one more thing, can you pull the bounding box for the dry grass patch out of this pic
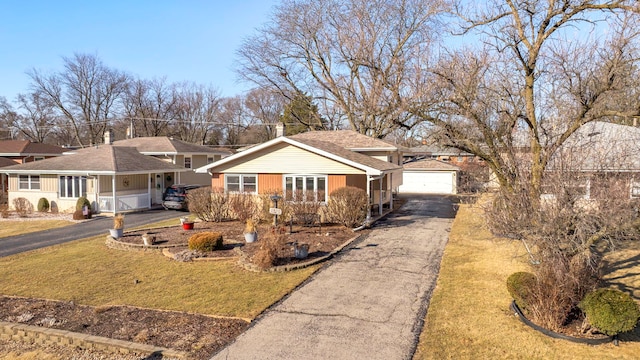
[0,220,74,238]
[414,203,640,360]
[0,235,317,319]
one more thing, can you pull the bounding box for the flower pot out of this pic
[294,243,309,259]
[142,233,155,246]
[244,232,258,243]
[182,222,194,230]
[109,228,123,239]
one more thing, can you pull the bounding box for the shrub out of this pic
[187,187,231,222]
[288,190,323,226]
[229,192,260,223]
[507,272,537,312]
[37,197,50,212]
[113,213,125,229]
[188,232,224,252]
[72,210,85,220]
[326,186,368,227]
[12,197,33,217]
[76,196,90,211]
[0,204,9,218]
[252,228,287,270]
[579,288,640,336]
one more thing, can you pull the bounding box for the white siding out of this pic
[218,143,364,175]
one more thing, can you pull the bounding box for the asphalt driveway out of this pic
[0,209,183,258]
[211,194,457,360]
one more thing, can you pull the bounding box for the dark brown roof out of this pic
[403,159,460,171]
[0,157,17,168]
[113,137,230,155]
[292,138,402,172]
[0,140,66,156]
[290,130,398,151]
[2,146,188,174]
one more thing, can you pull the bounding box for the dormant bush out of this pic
[188,232,224,252]
[229,192,260,223]
[188,187,231,222]
[326,186,367,228]
[12,197,33,217]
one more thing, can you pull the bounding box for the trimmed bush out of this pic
[188,232,224,252]
[72,210,85,220]
[326,186,368,227]
[579,288,640,336]
[37,197,50,212]
[13,197,33,217]
[507,272,537,312]
[76,196,91,211]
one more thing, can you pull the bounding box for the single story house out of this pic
[111,136,230,196]
[195,130,403,219]
[3,145,188,213]
[399,159,460,195]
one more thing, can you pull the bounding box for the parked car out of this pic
[162,184,201,210]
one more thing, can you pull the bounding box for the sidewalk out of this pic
[212,195,456,360]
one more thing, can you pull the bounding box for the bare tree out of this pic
[217,96,249,146]
[122,77,178,137]
[14,92,57,143]
[236,0,446,138]
[28,53,129,147]
[0,97,18,140]
[170,83,221,144]
[244,87,285,141]
[414,1,640,200]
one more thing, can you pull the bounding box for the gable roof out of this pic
[112,137,230,156]
[290,130,398,152]
[403,159,460,171]
[2,146,188,175]
[0,140,66,157]
[196,136,401,176]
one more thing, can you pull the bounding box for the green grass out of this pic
[414,203,640,360]
[0,220,75,238]
[0,235,317,320]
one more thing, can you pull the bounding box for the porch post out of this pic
[112,175,117,213]
[379,177,383,216]
[148,173,152,208]
[366,175,372,221]
[389,173,393,210]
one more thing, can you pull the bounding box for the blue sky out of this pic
[0,0,279,103]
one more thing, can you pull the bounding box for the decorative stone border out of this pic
[105,234,186,252]
[236,233,366,272]
[0,321,187,358]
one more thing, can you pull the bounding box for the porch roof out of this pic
[1,145,188,175]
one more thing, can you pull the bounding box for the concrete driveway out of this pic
[212,194,457,360]
[0,209,183,258]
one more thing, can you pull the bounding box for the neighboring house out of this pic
[111,136,230,202]
[0,140,66,164]
[195,130,403,219]
[399,159,460,195]
[404,144,482,165]
[3,145,188,213]
[542,121,640,201]
[0,140,66,203]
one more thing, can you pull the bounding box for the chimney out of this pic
[276,122,286,137]
[104,129,114,145]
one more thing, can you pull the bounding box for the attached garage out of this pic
[399,159,459,195]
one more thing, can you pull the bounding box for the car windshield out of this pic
[165,187,185,196]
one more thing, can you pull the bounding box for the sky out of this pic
[0,0,280,104]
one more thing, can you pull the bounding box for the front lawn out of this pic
[414,203,640,359]
[0,220,75,238]
[0,235,317,319]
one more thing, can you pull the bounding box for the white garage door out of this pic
[399,171,456,194]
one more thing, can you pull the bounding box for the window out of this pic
[34,157,45,161]
[18,175,40,190]
[631,179,640,198]
[59,176,87,198]
[207,157,214,164]
[184,157,192,169]
[225,174,257,193]
[284,175,327,202]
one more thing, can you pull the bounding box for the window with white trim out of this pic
[184,156,192,169]
[59,176,87,198]
[284,175,327,202]
[19,175,40,190]
[631,179,640,198]
[225,174,257,193]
